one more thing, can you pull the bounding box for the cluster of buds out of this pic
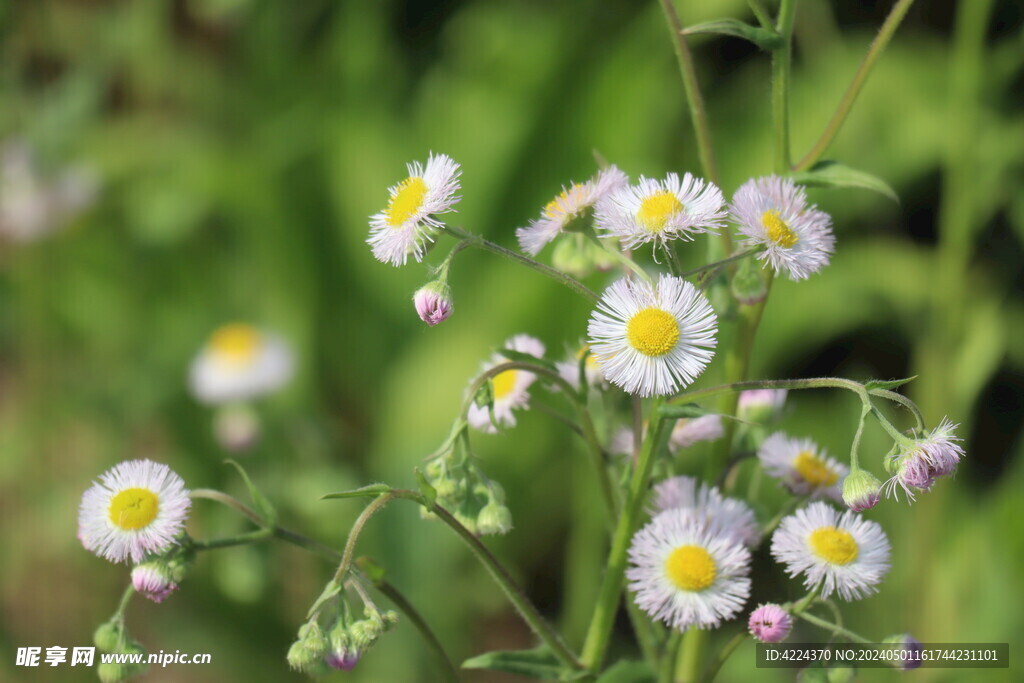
[130,543,195,603]
[883,419,963,501]
[422,449,512,536]
[93,621,147,682]
[287,606,399,675]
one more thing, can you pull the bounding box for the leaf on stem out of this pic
[595,659,655,682]
[321,484,393,500]
[682,19,783,50]
[657,402,712,419]
[223,459,277,527]
[790,161,899,203]
[414,467,438,507]
[864,376,917,391]
[462,647,587,680]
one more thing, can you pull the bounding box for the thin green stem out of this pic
[849,400,872,470]
[678,249,760,280]
[443,225,597,301]
[581,411,672,670]
[869,388,925,431]
[664,244,685,277]
[795,611,872,644]
[671,376,879,407]
[761,495,806,536]
[675,627,706,682]
[793,0,918,171]
[870,405,916,447]
[772,0,799,172]
[585,231,652,282]
[700,631,747,683]
[192,527,273,550]
[659,631,683,683]
[190,488,266,526]
[747,0,774,29]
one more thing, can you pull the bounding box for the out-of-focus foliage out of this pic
[0,0,1020,681]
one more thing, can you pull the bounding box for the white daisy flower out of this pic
[770,501,890,601]
[595,173,726,251]
[588,274,717,397]
[627,508,751,630]
[669,414,725,451]
[758,432,848,501]
[516,165,627,256]
[467,334,546,433]
[730,176,835,280]
[368,153,461,266]
[555,343,606,391]
[189,323,295,405]
[78,460,191,564]
[883,417,964,502]
[651,475,760,548]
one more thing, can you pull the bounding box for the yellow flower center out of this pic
[108,488,160,530]
[638,191,683,233]
[626,308,679,357]
[492,370,518,400]
[762,209,798,247]
[808,526,858,565]
[209,324,262,365]
[793,451,839,487]
[664,545,717,591]
[386,176,427,227]
[544,183,584,220]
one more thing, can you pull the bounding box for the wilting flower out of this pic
[189,323,294,405]
[368,153,461,266]
[467,335,546,433]
[588,274,717,397]
[627,508,751,630]
[758,432,848,501]
[651,475,760,548]
[748,604,792,643]
[730,176,835,280]
[596,173,726,251]
[78,460,191,564]
[413,280,454,326]
[516,165,627,256]
[842,468,883,512]
[771,501,890,601]
[883,418,964,502]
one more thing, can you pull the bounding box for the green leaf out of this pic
[414,467,437,507]
[223,459,277,527]
[321,484,393,500]
[354,556,387,583]
[682,19,783,51]
[597,659,656,683]
[462,647,586,680]
[657,402,712,419]
[864,376,917,391]
[790,161,899,203]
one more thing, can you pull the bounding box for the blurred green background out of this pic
[1,0,1021,681]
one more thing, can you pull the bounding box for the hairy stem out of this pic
[772,0,799,172]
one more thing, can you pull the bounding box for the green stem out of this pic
[793,0,918,171]
[870,405,916,447]
[580,411,672,671]
[761,495,806,536]
[868,388,925,431]
[443,225,597,301]
[678,249,760,280]
[585,231,652,283]
[772,0,798,172]
[675,627,706,682]
[670,376,881,407]
[849,400,872,470]
[659,631,682,683]
[700,630,746,683]
[191,527,273,550]
[795,611,872,644]
[747,0,774,29]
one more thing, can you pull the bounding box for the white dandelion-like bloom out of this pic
[78,460,191,564]
[467,334,546,433]
[588,274,717,397]
[628,508,751,630]
[650,475,760,548]
[555,343,607,391]
[730,176,835,280]
[516,165,627,256]
[883,418,964,502]
[596,173,726,251]
[758,432,848,501]
[189,323,295,405]
[367,153,461,266]
[771,501,890,601]
[669,414,725,451]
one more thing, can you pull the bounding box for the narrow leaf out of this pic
[864,376,917,391]
[415,467,438,507]
[682,19,783,50]
[321,484,392,500]
[462,647,586,680]
[790,161,899,203]
[223,459,277,526]
[597,659,656,683]
[657,402,712,419]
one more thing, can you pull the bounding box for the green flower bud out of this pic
[97,662,130,683]
[827,666,855,683]
[476,502,513,535]
[731,255,770,305]
[842,468,883,512]
[287,622,327,672]
[94,621,122,652]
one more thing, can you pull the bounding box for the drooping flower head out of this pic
[628,508,751,630]
[368,153,461,266]
[758,432,848,501]
[842,468,883,512]
[669,414,725,451]
[189,323,295,405]
[771,501,891,601]
[588,274,717,397]
[651,475,760,548]
[78,460,191,564]
[737,389,787,423]
[131,562,179,603]
[883,418,964,502]
[748,604,793,643]
[596,173,726,251]
[516,165,627,256]
[413,280,454,326]
[730,176,835,280]
[467,335,546,433]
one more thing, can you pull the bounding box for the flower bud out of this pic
[97,662,130,683]
[287,622,328,672]
[882,633,923,670]
[413,280,453,326]
[747,603,792,643]
[476,502,513,535]
[94,621,122,652]
[213,402,261,452]
[131,562,178,603]
[841,468,883,512]
[737,389,787,424]
[731,256,770,305]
